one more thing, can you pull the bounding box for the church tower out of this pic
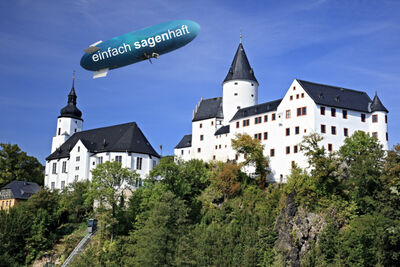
[51,75,83,152]
[222,42,258,124]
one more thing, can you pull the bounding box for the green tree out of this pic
[59,180,93,223]
[90,161,139,241]
[339,131,384,212]
[127,190,189,267]
[231,133,270,189]
[0,143,44,187]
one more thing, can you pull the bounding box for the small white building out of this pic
[45,80,160,190]
[175,42,389,183]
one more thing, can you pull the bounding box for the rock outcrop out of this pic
[274,191,326,266]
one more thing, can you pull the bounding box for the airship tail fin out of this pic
[84,40,103,53]
[93,68,109,79]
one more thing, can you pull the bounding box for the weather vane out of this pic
[240,29,243,43]
[72,70,76,80]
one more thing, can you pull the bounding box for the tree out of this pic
[0,143,44,187]
[127,191,189,267]
[59,180,93,223]
[231,133,270,189]
[90,161,139,241]
[339,131,384,212]
[300,133,341,197]
[212,162,242,199]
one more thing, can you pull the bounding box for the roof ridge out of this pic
[296,79,368,95]
[76,122,137,135]
[238,98,282,111]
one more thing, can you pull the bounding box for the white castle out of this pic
[174,42,389,183]
[44,79,160,190]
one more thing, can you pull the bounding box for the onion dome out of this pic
[59,77,83,120]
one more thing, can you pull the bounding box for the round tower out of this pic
[369,92,388,150]
[222,42,258,124]
[51,75,83,152]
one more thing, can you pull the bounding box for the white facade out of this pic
[174,45,389,183]
[223,79,258,124]
[45,84,160,190]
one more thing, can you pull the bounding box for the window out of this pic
[78,146,80,152]
[98,157,103,164]
[272,113,276,121]
[331,108,336,117]
[386,132,388,141]
[234,82,238,85]
[385,115,387,123]
[93,161,95,165]
[286,146,290,154]
[213,155,216,160]
[51,182,55,190]
[286,110,291,119]
[320,106,325,115]
[321,124,326,134]
[270,149,275,157]
[61,181,65,189]
[286,128,290,136]
[297,107,307,116]
[181,150,184,155]
[361,113,366,122]
[343,109,348,119]
[328,144,333,152]
[255,116,262,124]
[211,121,214,126]
[294,145,298,153]
[295,126,300,135]
[58,128,61,135]
[293,86,296,90]
[76,156,80,162]
[75,166,79,170]
[200,135,204,141]
[372,132,378,138]
[254,133,261,140]
[290,95,293,100]
[344,128,349,137]
[264,115,268,122]
[264,132,268,140]
[215,145,218,149]
[115,156,122,163]
[152,160,157,169]
[136,157,143,170]
[52,163,57,174]
[236,121,240,128]
[296,94,299,99]
[243,119,250,127]
[219,144,221,149]
[331,126,336,135]
[199,123,202,128]
[301,93,304,98]
[74,175,78,181]
[372,114,378,123]
[197,148,201,153]
[62,161,67,173]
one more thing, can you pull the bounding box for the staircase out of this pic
[61,229,97,267]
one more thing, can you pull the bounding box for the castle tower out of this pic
[369,92,389,150]
[222,42,258,124]
[51,75,83,152]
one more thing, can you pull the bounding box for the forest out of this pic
[0,131,399,266]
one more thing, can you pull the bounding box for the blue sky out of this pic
[1,0,399,163]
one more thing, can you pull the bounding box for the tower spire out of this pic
[240,29,242,44]
[59,71,82,120]
[223,42,258,84]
